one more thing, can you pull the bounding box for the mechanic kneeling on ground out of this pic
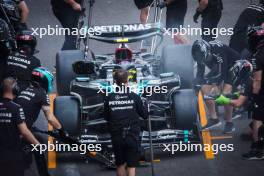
[103,69,149,176]
[192,39,240,133]
[14,67,64,176]
[0,77,40,176]
[5,30,41,91]
[215,26,264,160]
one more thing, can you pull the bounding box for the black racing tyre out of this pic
[54,96,81,136]
[161,44,194,89]
[171,89,198,130]
[56,50,84,95]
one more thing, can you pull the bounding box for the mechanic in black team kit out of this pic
[229,0,264,55]
[192,39,240,133]
[216,26,264,160]
[0,77,39,176]
[50,0,82,50]
[193,0,223,41]
[103,69,148,176]
[0,0,29,32]
[15,67,63,176]
[5,30,41,91]
[0,19,12,84]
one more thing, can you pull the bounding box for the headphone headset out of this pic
[0,77,20,97]
[11,79,19,96]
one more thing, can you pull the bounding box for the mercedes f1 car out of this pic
[54,22,200,167]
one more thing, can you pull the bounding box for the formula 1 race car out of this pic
[54,22,200,167]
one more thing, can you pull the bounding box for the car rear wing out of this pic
[89,23,164,44]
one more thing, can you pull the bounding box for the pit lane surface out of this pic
[26,0,264,176]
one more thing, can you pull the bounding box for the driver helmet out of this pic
[115,45,133,64]
[31,67,54,93]
[16,30,37,55]
[229,60,253,87]
[192,39,212,64]
[247,26,264,52]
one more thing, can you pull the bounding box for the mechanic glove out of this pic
[215,95,231,105]
[233,92,240,98]
[193,10,202,23]
[54,128,69,138]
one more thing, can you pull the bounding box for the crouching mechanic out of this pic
[103,69,149,176]
[5,30,41,91]
[216,26,264,160]
[0,77,39,176]
[192,39,241,133]
[14,67,64,176]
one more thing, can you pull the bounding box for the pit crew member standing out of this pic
[160,0,188,44]
[0,19,12,83]
[15,67,63,176]
[192,39,240,133]
[134,0,153,24]
[193,0,223,41]
[0,0,29,32]
[103,69,148,176]
[5,30,40,91]
[50,0,82,50]
[0,77,39,176]
[229,0,264,54]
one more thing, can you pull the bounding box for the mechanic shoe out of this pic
[223,122,235,134]
[232,110,242,120]
[203,119,222,130]
[242,150,264,160]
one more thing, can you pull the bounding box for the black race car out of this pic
[54,23,200,167]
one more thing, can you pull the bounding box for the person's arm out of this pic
[230,95,247,107]
[15,106,39,144]
[18,1,29,23]
[135,95,149,120]
[39,92,62,129]
[64,0,82,11]
[197,0,209,12]
[18,122,39,145]
[102,95,110,121]
[252,71,262,94]
[215,94,247,107]
[42,106,62,129]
